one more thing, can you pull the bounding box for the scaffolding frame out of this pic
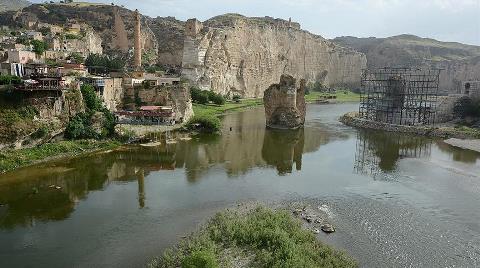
[359,68,441,126]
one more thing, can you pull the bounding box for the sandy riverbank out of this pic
[444,138,480,153]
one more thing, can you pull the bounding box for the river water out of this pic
[1,103,480,268]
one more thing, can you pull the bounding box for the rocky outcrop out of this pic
[264,75,306,129]
[332,35,480,94]
[123,84,193,122]
[182,14,367,98]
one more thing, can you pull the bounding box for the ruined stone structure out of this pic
[112,5,129,53]
[462,80,480,101]
[359,68,441,126]
[182,14,366,98]
[134,9,142,69]
[263,75,306,129]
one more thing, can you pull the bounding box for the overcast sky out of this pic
[31,0,480,45]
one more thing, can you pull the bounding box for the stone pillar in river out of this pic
[263,74,306,129]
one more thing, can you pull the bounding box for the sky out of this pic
[31,0,480,45]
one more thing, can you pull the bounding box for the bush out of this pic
[81,84,102,111]
[232,95,241,103]
[190,87,209,104]
[186,115,221,133]
[209,94,225,105]
[0,75,22,85]
[31,40,48,55]
[181,250,218,268]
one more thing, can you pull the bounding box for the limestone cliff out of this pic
[332,35,480,94]
[182,14,367,98]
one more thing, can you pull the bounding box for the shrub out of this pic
[181,250,218,268]
[0,75,22,85]
[81,84,102,111]
[186,115,221,133]
[151,206,357,268]
[232,95,241,103]
[31,40,48,55]
[190,87,209,104]
[31,126,49,139]
[209,94,225,105]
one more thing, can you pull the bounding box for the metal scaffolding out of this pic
[359,68,441,126]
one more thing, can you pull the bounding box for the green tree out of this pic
[80,84,101,111]
[69,52,84,64]
[30,40,48,56]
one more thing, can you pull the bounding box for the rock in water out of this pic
[321,224,336,233]
[263,75,306,129]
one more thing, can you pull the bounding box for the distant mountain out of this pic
[332,35,480,94]
[0,0,31,12]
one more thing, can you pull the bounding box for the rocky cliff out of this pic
[182,14,367,98]
[332,35,480,94]
[0,0,30,12]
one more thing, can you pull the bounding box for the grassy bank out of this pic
[193,99,263,117]
[305,90,360,103]
[0,140,121,174]
[193,90,360,118]
[150,206,356,268]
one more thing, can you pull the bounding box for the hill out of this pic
[0,0,30,12]
[332,35,480,94]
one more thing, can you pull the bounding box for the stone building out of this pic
[462,80,480,101]
[7,50,38,64]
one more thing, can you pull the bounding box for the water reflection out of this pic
[436,141,480,164]
[262,128,304,175]
[0,108,341,229]
[354,130,432,179]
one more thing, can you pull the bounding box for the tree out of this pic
[30,40,48,56]
[69,52,84,64]
[80,84,101,111]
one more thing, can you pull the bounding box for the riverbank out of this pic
[444,138,480,153]
[193,90,360,118]
[340,112,480,139]
[149,204,356,268]
[305,90,360,103]
[0,139,121,174]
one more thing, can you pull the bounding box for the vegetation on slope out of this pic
[149,206,356,268]
[0,140,120,174]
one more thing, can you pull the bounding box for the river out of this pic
[1,103,479,267]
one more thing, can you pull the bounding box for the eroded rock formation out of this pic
[182,14,367,98]
[264,75,306,129]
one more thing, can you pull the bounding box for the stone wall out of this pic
[123,84,194,122]
[102,78,123,111]
[182,15,367,98]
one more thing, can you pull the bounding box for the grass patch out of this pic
[193,99,263,117]
[305,90,360,103]
[0,140,121,174]
[150,206,356,268]
[185,115,221,133]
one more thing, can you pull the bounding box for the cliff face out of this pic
[182,14,367,98]
[0,0,30,12]
[332,35,480,94]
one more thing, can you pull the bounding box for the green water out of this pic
[0,103,479,267]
